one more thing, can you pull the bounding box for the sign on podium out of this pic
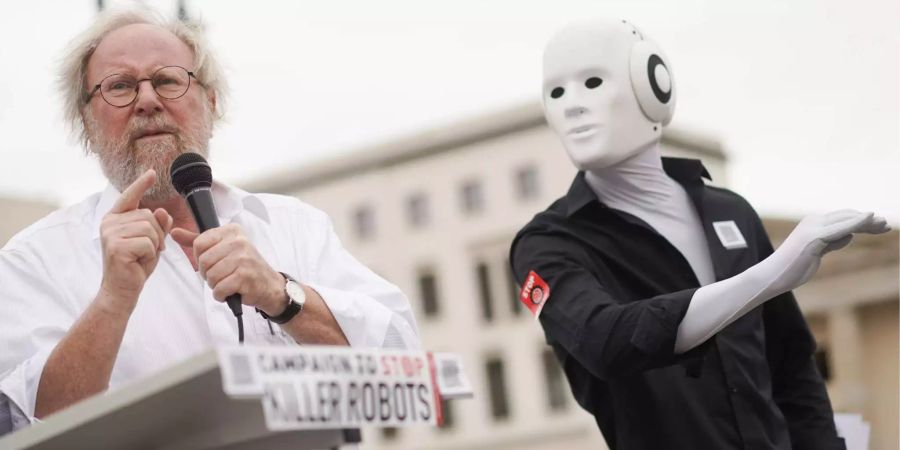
[0,346,472,450]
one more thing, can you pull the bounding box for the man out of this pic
[509,20,888,449]
[0,8,419,432]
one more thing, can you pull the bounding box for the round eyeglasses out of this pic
[87,65,199,107]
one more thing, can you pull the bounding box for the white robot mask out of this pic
[542,20,676,170]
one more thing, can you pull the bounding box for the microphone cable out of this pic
[230,301,244,343]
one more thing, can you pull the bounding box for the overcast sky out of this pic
[0,0,897,223]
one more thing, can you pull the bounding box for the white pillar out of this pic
[826,306,865,412]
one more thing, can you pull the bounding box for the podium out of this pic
[0,350,357,450]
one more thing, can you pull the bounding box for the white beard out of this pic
[85,108,212,202]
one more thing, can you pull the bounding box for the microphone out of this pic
[170,152,244,343]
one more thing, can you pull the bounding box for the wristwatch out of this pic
[257,272,305,324]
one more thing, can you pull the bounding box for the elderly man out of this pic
[0,8,419,432]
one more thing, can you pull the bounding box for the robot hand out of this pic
[762,210,889,297]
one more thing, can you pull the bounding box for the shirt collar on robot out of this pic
[90,181,271,240]
[564,157,712,217]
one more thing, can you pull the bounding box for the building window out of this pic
[438,399,454,430]
[476,261,494,322]
[486,357,510,420]
[418,269,440,318]
[542,348,568,411]
[352,205,375,240]
[407,193,430,227]
[515,165,540,199]
[506,259,521,316]
[460,180,484,214]
[381,427,398,441]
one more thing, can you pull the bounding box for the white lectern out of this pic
[0,351,358,450]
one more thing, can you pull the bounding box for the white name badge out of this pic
[712,221,748,249]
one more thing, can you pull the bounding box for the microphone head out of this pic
[170,152,212,196]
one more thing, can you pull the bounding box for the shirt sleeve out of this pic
[752,213,846,450]
[302,209,420,350]
[510,229,700,380]
[0,248,73,434]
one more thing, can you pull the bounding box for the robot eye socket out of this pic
[585,77,603,89]
[550,87,565,99]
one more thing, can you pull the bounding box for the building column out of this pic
[826,306,865,412]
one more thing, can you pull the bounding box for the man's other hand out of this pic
[98,169,174,315]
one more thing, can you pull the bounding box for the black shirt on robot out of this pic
[509,157,844,450]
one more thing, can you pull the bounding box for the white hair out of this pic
[58,5,228,150]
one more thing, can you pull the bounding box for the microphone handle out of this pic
[185,188,243,318]
[185,187,221,230]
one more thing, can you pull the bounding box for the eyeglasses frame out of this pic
[85,65,201,107]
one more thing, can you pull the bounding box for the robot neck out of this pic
[584,141,683,211]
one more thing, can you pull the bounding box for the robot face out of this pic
[542,21,663,170]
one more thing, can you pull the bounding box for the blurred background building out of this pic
[0,197,57,246]
[244,103,899,450]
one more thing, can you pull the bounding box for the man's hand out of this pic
[98,170,173,315]
[764,209,889,296]
[171,223,286,315]
[172,222,349,346]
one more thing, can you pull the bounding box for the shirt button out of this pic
[730,387,739,394]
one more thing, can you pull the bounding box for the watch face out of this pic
[286,281,306,305]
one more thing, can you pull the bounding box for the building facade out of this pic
[0,197,57,246]
[245,103,898,450]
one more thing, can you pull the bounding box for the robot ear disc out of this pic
[647,55,671,103]
[630,40,676,125]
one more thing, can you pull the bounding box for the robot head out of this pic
[542,19,676,170]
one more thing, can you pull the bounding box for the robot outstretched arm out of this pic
[674,210,890,353]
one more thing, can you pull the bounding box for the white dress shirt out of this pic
[0,182,420,433]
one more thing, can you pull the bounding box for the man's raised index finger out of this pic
[111,170,156,213]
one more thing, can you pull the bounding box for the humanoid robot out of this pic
[510,19,888,450]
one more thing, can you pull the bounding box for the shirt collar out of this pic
[90,181,271,240]
[565,157,712,217]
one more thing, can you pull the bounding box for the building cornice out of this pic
[242,102,725,194]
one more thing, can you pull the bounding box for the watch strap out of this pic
[256,272,304,325]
